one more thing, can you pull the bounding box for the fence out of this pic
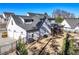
[0,37,27,55]
[0,40,17,55]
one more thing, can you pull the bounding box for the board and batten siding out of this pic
[7,16,26,41]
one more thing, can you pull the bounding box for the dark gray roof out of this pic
[11,12,52,32]
[48,18,55,21]
[11,15,26,30]
[28,12,45,16]
[27,12,50,19]
[3,12,15,15]
[18,15,33,19]
[24,15,45,32]
[17,14,47,31]
[65,18,79,29]
[11,15,45,32]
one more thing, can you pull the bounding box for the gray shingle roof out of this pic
[24,15,45,31]
[11,12,53,32]
[11,15,26,30]
[28,12,45,16]
[11,15,45,32]
[3,12,15,15]
[65,18,79,29]
[27,12,50,19]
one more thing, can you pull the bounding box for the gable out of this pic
[75,26,79,30]
[7,16,16,30]
[61,19,71,28]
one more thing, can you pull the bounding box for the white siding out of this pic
[27,31,39,40]
[39,21,51,36]
[51,20,55,24]
[7,16,26,40]
[43,22,51,34]
[3,14,6,18]
[61,19,71,28]
[61,19,73,31]
[75,26,79,32]
[26,21,51,40]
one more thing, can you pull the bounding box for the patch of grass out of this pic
[68,39,75,55]
[61,37,75,55]
[16,38,28,55]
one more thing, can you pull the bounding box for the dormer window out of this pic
[24,19,33,24]
[24,19,33,22]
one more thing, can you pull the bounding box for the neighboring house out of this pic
[3,12,15,19]
[0,12,15,40]
[0,15,3,23]
[0,12,15,23]
[61,18,79,32]
[0,12,26,41]
[0,12,56,43]
[0,23,7,39]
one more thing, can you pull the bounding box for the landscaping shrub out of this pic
[16,37,28,55]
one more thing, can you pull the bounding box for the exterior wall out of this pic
[61,19,73,32]
[39,21,51,36]
[0,17,2,23]
[27,31,39,41]
[50,20,55,24]
[3,14,6,18]
[0,17,5,23]
[75,26,79,32]
[45,19,55,33]
[26,20,51,41]
[61,19,71,28]
[7,16,26,41]
[63,27,74,32]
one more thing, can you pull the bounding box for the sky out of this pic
[0,3,79,17]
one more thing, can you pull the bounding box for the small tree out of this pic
[55,16,63,23]
[16,37,28,55]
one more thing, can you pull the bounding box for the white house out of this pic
[61,18,79,32]
[7,15,26,41]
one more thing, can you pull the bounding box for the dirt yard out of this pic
[26,32,67,55]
